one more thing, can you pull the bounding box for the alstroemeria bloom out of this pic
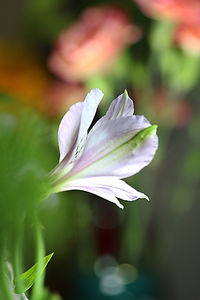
[51,89,158,209]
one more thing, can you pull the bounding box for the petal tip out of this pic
[142,194,149,201]
[90,88,104,98]
[119,203,124,209]
[136,191,149,201]
[124,89,128,98]
[151,124,158,132]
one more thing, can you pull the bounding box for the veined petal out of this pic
[67,124,158,179]
[66,115,152,177]
[53,88,159,210]
[67,185,124,209]
[58,88,103,164]
[58,102,83,163]
[105,90,134,120]
[56,176,148,209]
[77,88,104,145]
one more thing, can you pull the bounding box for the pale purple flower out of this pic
[51,89,158,209]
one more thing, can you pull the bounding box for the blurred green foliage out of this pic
[150,21,200,92]
[0,0,200,299]
[0,105,54,230]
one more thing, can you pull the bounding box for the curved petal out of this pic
[58,177,148,209]
[77,88,104,145]
[68,123,158,179]
[94,126,158,178]
[58,102,83,162]
[105,90,134,120]
[58,88,104,164]
[68,185,124,209]
[67,115,152,177]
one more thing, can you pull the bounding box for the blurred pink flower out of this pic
[48,6,142,82]
[134,0,200,54]
[134,0,200,24]
[174,24,200,55]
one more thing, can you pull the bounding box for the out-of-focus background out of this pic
[1,0,200,299]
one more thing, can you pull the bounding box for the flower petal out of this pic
[69,185,124,209]
[57,176,148,209]
[67,115,152,177]
[58,88,103,164]
[58,102,83,163]
[105,90,134,120]
[68,125,158,182]
[77,88,104,145]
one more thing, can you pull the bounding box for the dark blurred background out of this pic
[1,0,200,299]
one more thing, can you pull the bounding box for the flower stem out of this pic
[14,222,24,281]
[0,242,14,300]
[30,215,45,300]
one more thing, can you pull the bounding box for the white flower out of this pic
[51,89,158,209]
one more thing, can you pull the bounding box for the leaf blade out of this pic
[14,253,54,294]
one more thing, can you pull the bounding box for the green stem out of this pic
[0,239,14,300]
[30,216,45,300]
[14,222,24,281]
[0,270,13,300]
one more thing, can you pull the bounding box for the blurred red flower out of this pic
[174,24,200,56]
[134,0,200,25]
[134,0,200,55]
[48,6,142,82]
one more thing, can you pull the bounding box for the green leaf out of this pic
[14,253,54,294]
